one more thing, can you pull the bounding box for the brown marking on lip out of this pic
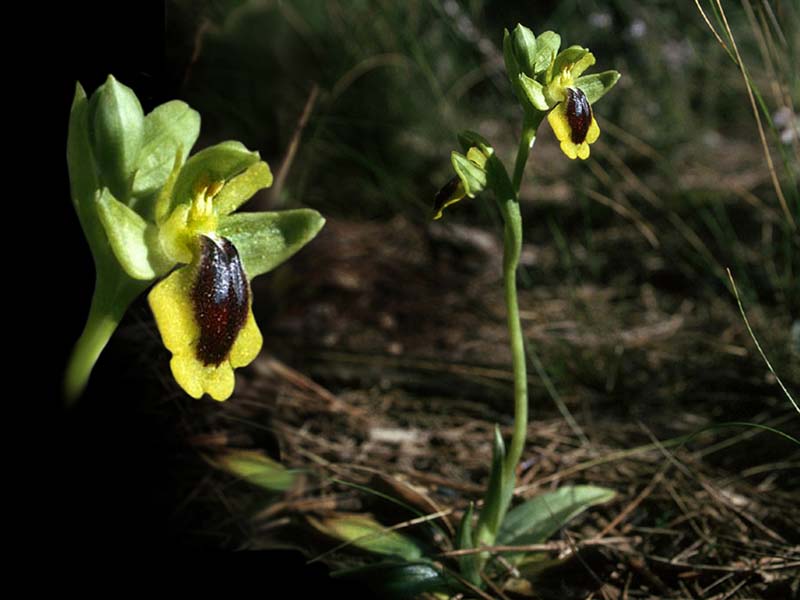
[566,87,592,144]
[434,175,462,214]
[192,236,250,365]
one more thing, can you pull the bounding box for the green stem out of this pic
[496,114,541,524]
[64,275,145,404]
[498,199,528,487]
[511,112,541,193]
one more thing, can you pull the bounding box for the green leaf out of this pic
[132,100,201,208]
[212,450,297,492]
[511,23,537,76]
[217,209,325,278]
[88,75,144,201]
[451,151,487,198]
[518,73,550,111]
[497,485,616,546]
[170,141,261,213]
[214,160,273,216]
[475,426,507,546]
[310,515,423,560]
[332,561,455,599]
[532,31,561,74]
[575,70,621,105]
[96,188,172,280]
[456,502,481,586]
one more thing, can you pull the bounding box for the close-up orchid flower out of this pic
[65,75,324,402]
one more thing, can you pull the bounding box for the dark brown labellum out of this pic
[566,87,592,144]
[192,235,250,366]
[433,175,461,214]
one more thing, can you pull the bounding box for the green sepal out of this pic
[96,188,173,280]
[532,31,561,75]
[497,485,616,564]
[217,209,325,278]
[131,100,200,214]
[456,502,481,586]
[309,514,423,561]
[550,46,595,81]
[170,141,261,213]
[214,160,273,216]
[510,23,537,76]
[518,73,550,111]
[210,449,297,492]
[503,28,521,96]
[451,151,487,198]
[68,83,102,260]
[575,70,621,105]
[87,75,144,201]
[475,425,507,546]
[331,561,456,599]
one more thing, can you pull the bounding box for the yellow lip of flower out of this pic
[148,234,263,401]
[547,87,600,160]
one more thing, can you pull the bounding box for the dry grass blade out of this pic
[711,0,796,229]
[726,268,799,413]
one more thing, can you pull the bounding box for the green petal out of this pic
[551,46,595,80]
[88,75,144,201]
[575,70,621,104]
[452,151,487,198]
[457,130,493,155]
[214,160,273,216]
[533,30,561,74]
[170,141,261,213]
[217,209,325,278]
[518,73,551,110]
[131,100,201,212]
[154,149,184,225]
[96,188,173,280]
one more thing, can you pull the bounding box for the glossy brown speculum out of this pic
[434,175,462,214]
[192,235,250,365]
[566,87,592,144]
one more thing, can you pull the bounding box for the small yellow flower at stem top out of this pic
[548,87,600,160]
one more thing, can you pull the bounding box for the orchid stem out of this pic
[496,114,541,525]
[64,276,145,405]
[512,112,540,192]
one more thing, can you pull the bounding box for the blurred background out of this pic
[59,0,797,595]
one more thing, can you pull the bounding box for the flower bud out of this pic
[88,75,144,200]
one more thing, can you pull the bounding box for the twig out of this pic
[267,84,320,207]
